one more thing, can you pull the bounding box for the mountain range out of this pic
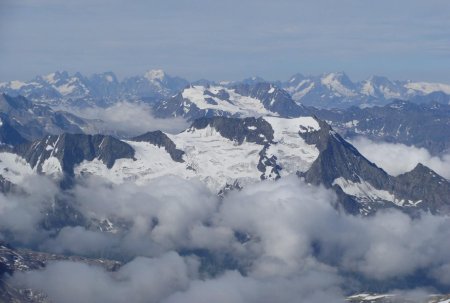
[152,83,450,156]
[0,70,189,107]
[2,70,450,109]
[0,114,448,218]
[282,72,450,108]
[0,72,450,302]
[1,75,449,157]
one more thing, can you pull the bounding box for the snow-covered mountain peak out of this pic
[320,72,357,97]
[360,75,403,99]
[154,82,309,121]
[180,85,274,117]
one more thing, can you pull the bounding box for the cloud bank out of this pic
[3,175,450,302]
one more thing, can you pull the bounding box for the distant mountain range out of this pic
[1,70,450,109]
[0,70,189,107]
[282,72,450,108]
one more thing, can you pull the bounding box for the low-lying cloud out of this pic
[350,137,450,179]
[12,252,194,303]
[3,175,450,302]
[65,101,189,137]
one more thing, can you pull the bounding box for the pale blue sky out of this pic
[1,0,449,82]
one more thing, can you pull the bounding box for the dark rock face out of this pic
[311,100,450,155]
[131,130,185,162]
[257,145,281,180]
[298,122,392,214]
[189,116,274,145]
[393,164,450,214]
[301,124,393,189]
[0,118,28,147]
[14,134,135,176]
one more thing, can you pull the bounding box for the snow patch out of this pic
[263,117,320,175]
[170,126,262,191]
[332,177,410,206]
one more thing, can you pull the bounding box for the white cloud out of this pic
[5,175,450,301]
[40,176,229,258]
[350,137,450,179]
[68,102,189,137]
[11,252,193,303]
[0,175,58,244]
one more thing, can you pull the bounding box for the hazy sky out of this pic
[1,0,449,82]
